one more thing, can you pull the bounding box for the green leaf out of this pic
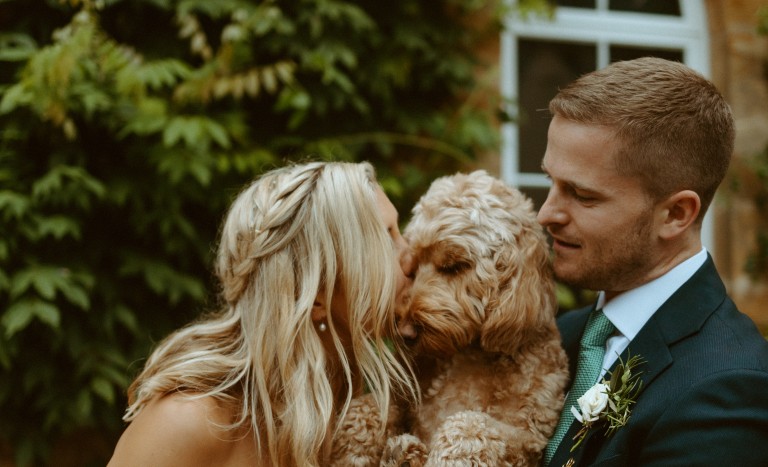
[154,148,214,185]
[11,266,60,300]
[2,301,35,337]
[113,304,139,334]
[90,377,115,404]
[31,165,106,203]
[162,115,200,147]
[33,300,60,328]
[162,115,231,150]
[9,266,91,310]
[60,283,90,310]
[97,364,131,389]
[134,59,192,90]
[0,190,30,220]
[119,255,206,304]
[203,119,231,149]
[33,272,57,300]
[119,97,169,137]
[0,83,34,114]
[2,299,60,337]
[72,83,113,116]
[9,269,33,300]
[31,215,82,241]
[0,33,38,61]
[74,390,93,421]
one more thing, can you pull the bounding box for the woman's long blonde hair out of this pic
[123,161,415,466]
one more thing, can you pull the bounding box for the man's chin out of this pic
[553,266,593,291]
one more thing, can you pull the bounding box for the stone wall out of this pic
[709,0,768,332]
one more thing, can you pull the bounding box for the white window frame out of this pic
[500,0,714,250]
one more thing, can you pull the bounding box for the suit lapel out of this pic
[618,256,724,387]
[610,321,671,401]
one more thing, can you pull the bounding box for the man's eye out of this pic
[571,188,596,203]
[574,193,594,202]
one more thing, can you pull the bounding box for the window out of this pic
[501,0,713,248]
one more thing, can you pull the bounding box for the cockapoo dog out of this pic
[331,170,568,467]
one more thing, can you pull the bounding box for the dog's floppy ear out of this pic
[480,223,557,356]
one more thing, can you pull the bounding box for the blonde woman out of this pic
[108,161,417,466]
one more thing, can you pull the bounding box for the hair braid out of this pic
[217,163,324,304]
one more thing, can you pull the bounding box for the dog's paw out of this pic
[380,434,428,467]
[330,394,385,466]
[426,411,507,466]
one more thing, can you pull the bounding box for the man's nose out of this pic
[537,189,565,227]
[537,194,554,226]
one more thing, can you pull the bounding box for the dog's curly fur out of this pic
[331,170,568,466]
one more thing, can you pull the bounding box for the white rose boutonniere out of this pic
[572,383,610,423]
[569,354,645,452]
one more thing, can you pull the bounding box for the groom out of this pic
[537,57,768,466]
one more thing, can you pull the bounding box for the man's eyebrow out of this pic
[540,164,601,194]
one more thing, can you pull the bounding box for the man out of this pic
[538,57,768,466]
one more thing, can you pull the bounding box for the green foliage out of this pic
[556,282,597,312]
[0,0,549,464]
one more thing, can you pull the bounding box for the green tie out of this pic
[543,309,615,465]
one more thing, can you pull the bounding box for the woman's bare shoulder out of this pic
[107,393,245,467]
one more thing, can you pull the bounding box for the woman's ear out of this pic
[658,190,701,240]
[311,293,327,324]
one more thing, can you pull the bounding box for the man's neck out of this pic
[603,240,703,303]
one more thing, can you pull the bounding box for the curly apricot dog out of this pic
[384,170,569,466]
[330,171,568,467]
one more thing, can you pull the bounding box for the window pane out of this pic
[518,39,596,174]
[556,0,596,8]
[610,45,684,63]
[609,0,680,16]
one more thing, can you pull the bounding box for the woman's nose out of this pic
[399,247,415,279]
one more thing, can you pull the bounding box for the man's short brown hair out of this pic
[549,57,734,221]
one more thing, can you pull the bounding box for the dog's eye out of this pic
[437,261,470,275]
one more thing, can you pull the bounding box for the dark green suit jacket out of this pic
[546,256,768,467]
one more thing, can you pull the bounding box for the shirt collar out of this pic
[596,248,708,341]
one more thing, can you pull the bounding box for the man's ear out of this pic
[658,190,700,240]
[311,292,327,324]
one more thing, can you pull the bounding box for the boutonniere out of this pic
[569,354,645,452]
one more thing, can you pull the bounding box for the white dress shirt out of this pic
[594,247,708,379]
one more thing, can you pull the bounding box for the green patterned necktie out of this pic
[543,309,615,465]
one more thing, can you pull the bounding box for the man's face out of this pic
[537,115,663,296]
